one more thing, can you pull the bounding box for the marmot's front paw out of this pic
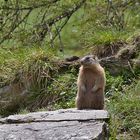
[91,85,98,93]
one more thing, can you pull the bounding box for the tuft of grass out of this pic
[18,109,30,115]
[0,45,58,87]
[0,49,78,116]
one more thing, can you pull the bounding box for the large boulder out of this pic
[0,108,109,140]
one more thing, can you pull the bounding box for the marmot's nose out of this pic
[80,59,84,65]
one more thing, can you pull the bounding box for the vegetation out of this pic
[0,0,140,139]
[108,80,140,140]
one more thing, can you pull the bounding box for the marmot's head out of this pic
[80,55,99,67]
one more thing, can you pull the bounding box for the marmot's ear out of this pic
[88,54,94,58]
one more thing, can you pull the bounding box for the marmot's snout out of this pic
[80,59,85,65]
[80,56,90,65]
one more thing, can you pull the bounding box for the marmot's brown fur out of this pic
[76,55,106,110]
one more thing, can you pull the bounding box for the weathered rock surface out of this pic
[0,108,109,140]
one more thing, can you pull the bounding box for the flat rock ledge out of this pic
[0,108,109,140]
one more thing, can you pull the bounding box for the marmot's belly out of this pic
[85,81,95,91]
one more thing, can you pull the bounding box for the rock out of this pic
[0,108,109,140]
[0,108,109,123]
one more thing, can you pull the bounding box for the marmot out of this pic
[76,55,106,110]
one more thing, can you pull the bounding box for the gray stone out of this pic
[0,108,109,124]
[0,108,109,140]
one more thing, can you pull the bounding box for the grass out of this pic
[0,48,78,116]
[0,45,58,87]
[107,80,140,140]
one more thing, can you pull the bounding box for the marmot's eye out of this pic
[86,57,90,60]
